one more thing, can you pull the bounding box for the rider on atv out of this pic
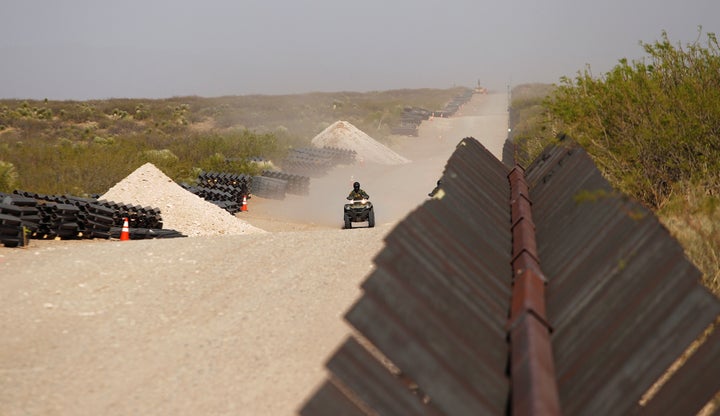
[347,182,369,201]
[344,182,374,229]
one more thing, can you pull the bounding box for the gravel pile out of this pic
[311,120,410,165]
[101,163,265,237]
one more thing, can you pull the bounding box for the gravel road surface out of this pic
[0,92,509,416]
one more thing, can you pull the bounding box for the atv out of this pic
[343,199,375,229]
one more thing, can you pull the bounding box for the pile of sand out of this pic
[101,163,265,237]
[311,121,410,165]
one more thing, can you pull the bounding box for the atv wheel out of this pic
[368,209,375,228]
[344,214,352,229]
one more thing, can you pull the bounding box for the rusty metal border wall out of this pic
[302,137,512,415]
[525,144,720,415]
[300,138,720,415]
[507,164,561,415]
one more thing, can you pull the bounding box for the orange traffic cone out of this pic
[120,217,130,241]
[241,195,248,212]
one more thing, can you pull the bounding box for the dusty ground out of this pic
[0,92,509,416]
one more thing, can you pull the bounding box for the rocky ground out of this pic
[0,92,509,416]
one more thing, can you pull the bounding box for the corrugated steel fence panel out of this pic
[301,138,720,415]
[525,143,720,415]
[637,326,720,415]
[301,137,512,415]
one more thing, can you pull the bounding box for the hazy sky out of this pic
[1,0,718,100]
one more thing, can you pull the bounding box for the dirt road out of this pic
[0,92,509,416]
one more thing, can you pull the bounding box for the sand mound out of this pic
[311,120,410,165]
[101,163,265,237]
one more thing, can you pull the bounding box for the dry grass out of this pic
[661,213,720,295]
[659,181,720,297]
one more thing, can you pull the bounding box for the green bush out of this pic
[509,30,720,297]
[0,160,19,192]
[545,29,720,208]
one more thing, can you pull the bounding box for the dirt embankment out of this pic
[0,92,509,416]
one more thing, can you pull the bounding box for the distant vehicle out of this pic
[343,199,375,229]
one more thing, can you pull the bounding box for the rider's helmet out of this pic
[353,182,360,191]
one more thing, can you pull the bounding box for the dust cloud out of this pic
[250,92,510,228]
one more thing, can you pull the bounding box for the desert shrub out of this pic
[199,152,230,173]
[110,108,130,120]
[141,148,179,164]
[0,161,19,192]
[133,104,150,121]
[510,30,720,296]
[545,29,720,208]
[106,118,146,135]
[508,83,557,166]
[92,136,115,145]
[61,103,99,123]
